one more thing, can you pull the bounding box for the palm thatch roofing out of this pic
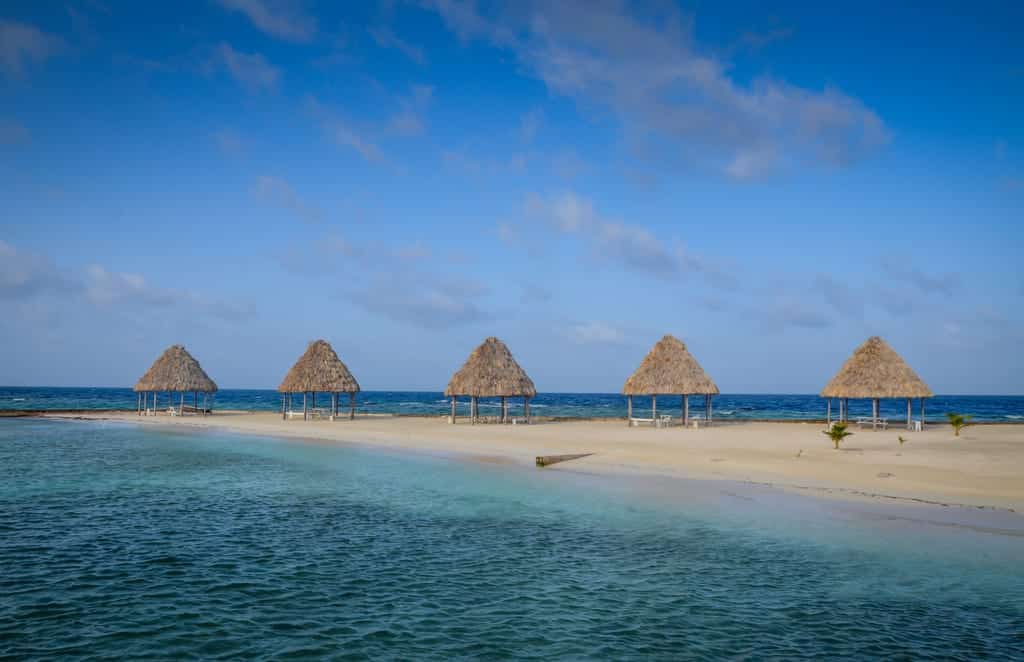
[445,336,536,398]
[134,345,217,393]
[623,335,719,395]
[278,340,360,393]
[821,336,932,399]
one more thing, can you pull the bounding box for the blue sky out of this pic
[1,1,1022,393]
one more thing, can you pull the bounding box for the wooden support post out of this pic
[872,399,879,430]
[303,392,308,421]
[450,395,456,423]
[525,397,530,423]
[920,399,925,430]
[179,392,184,415]
[683,394,689,427]
[906,398,912,430]
[501,396,507,424]
[827,399,832,425]
[709,395,713,425]
[471,396,476,425]
[627,395,633,424]
[137,392,141,416]
[204,393,208,417]
[349,392,355,420]
[652,395,657,420]
[153,391,158,413]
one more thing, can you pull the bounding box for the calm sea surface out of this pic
[2,387,1022,422]
[0,419,1022,659]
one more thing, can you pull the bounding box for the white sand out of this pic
[55,412,1024,512]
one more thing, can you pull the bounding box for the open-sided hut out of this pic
[134,345,217,416]
[278,340,360,421]
[445,337,536,424]
[623,335,718,426]
[821,336,932,430]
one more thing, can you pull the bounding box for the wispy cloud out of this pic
[0,119,30,146]
[520,108,543,143]
[0,241,73,299]
[216,0,316,42]
[216,43,280,90]
[388,84,434,136]
[212,128,245,156]
[369,26,425,64]
[424,1,888,178]
[306,96,384,163]
[564,321,626,345]
[525,192,732,286]
[254,175,321,224]
[878,256,959,296]
[0,240,253,322]
[0,19,65,78]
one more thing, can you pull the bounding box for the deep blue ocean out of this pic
[1,387,1022,422]
[0,419,1021,659]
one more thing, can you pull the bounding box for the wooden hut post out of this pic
[137,392,141,416]
[471,396,477,424]
[501,396,507,423]
[827,398,832,425]
[303,392,308,421]
[524,397,530,423]
[872,398,879,429]
[683,394,689,427]
[627,395,633,423]
[652,395,657,420]
[450,395,457,423]
[349,392,355,420]
[179,392,184,414]
[906,398,912,430]
[920,399,925,430]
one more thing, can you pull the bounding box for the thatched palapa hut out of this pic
[445,337,536,424]
[623,335,718,427]
[821,336,932,430]
[134,345,217,416]
[279,340,360,421]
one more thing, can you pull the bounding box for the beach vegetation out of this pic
[946,413,972,437]
[823,423,853,449]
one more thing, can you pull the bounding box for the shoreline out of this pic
[26,411,1024,515]
[3,408,1021,425]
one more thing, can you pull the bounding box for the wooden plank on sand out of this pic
[535,453,592,467]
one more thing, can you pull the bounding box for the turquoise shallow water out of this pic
[1,420,1022,660]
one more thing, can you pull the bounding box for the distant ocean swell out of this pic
[1,388,1021,422]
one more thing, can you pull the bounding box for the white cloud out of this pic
[217,43,280,90]
[216,0,316,42]
[0,241,72,299]
[424,1,888,177]
[0,20,65,78]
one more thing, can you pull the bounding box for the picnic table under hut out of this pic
[134,344,217,416]
[279,339,361,421]
[446,336,536,424]
[623,335,719,428]
[821,336,933,431]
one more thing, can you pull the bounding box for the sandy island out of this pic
[41,411,1024,513]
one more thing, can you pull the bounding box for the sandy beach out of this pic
[49,412,1024,512]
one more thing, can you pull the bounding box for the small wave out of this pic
[1006,415,1023,420]
[12,398,26,402]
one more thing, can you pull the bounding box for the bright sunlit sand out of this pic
[58,412,1024,512]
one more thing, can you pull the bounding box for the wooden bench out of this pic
[629,417,656,427]
[855,417,888,429]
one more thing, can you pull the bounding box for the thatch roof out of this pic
[134,345,217,393]
[278,340,360,393]
[821,336,932,399]
[445,337,536,397]
[623,335,718,395]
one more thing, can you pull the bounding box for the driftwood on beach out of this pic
[535,453,592,467]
